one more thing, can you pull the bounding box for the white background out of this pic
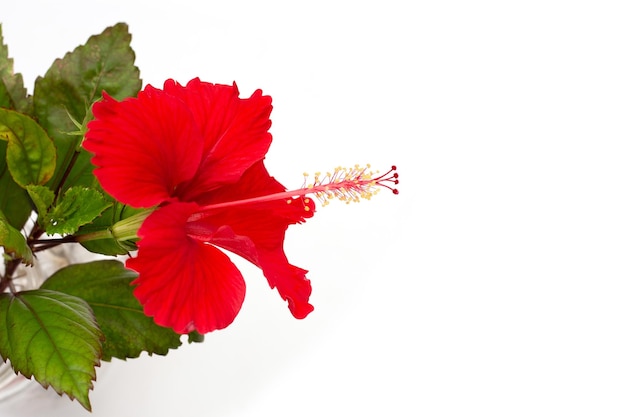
[2,1,626,416]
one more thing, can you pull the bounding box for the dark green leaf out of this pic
[43,187,110,235]
[0,24,32,114]
[0,210,32,264]
[42,260,184,361]
[187,331,205,344]
[0,108,55,186]
[33,22,141,192]
[0,78,11,108]
[59,149,99,189]
[0,140,32,229]
[0,289,103,410]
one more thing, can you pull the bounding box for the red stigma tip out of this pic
[373,165,399,195]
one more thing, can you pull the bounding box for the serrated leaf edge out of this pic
[2,290,103,410]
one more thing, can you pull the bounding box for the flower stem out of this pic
[76,208,154,243]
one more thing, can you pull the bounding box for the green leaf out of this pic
[59,149,99,190]
[0,108,56,186]
[0,210,32,264]
[0,78,12,109]
[43,187,111,235]
[25,184,55,218]
[41,260,184,361]
[187,331,205,344]
[0,289,103,410]
[78,202,140,255]
[0,24,32,114]
[33,22,141,192]
[0,140,32,229]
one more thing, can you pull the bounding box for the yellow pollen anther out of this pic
[300,164,399,207]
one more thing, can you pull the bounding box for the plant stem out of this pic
[53,148,81,203]
[0,258,22,293]
[31,235,78,252]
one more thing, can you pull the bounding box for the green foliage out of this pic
[0,23,194,411]
[0,140,31,229]
[0,25,32,114]
[0,289,103,410]
[27,183,112,237]
[0,210,32,264]
[187,331,205,344]
[44,187,111,235]
[0,108,56,187]
[78,201,141,255]
[0,25,36,230]
[25,183,54,217]
[42,260,185,361]
[33,22,141,192]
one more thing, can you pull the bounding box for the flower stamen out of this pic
[305,164,399,206]
[192,164,398,219]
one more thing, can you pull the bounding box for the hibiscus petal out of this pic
[257,250,314,320]
[127,202,246,334]
[206,220,314,320]
[188,162,315,319]
[208,224,314,319]
[84,88,204,208]
[163,79,274,201]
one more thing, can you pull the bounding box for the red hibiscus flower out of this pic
[83,79,315,334]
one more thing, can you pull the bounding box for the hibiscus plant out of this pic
[0,23,398,410]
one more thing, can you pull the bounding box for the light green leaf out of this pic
[44,187,111,235]
[0,289,103,410]
[0,24,32,114]
[0,210,32,265]
[42,260,185,361]
[0,108,55,186]
[33,22,141,192]
[25,184,55,218]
